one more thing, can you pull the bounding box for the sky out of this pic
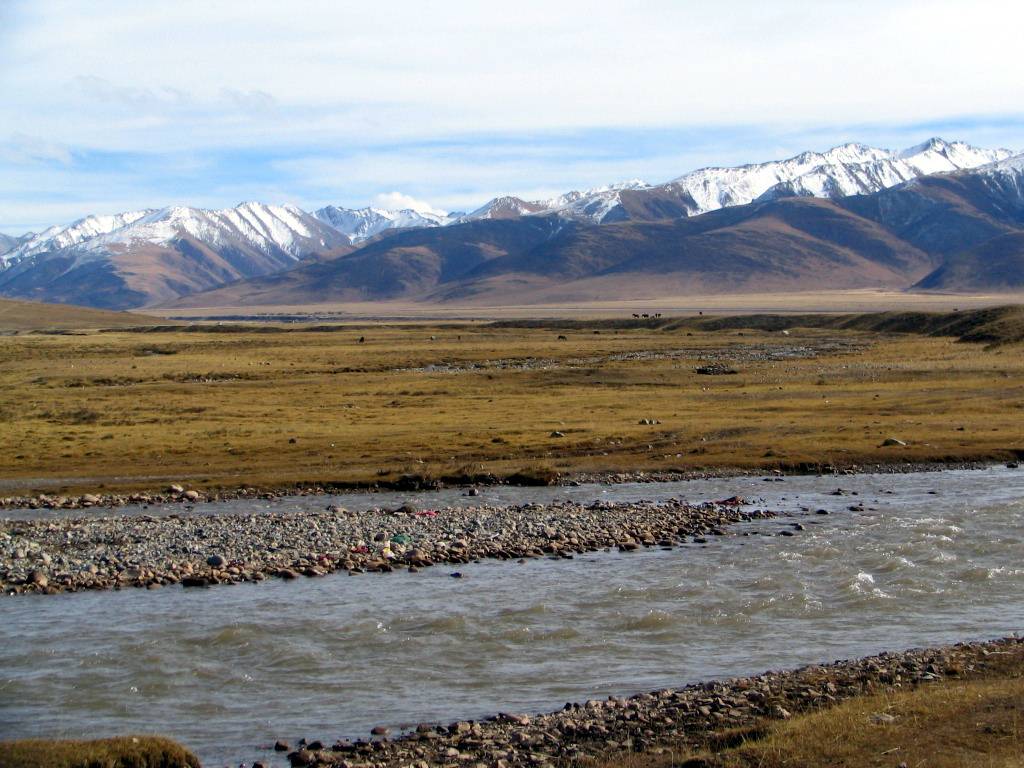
[1,0,1023,234]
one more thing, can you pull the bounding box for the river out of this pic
[1,467,1022,766]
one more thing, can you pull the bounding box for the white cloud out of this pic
[2,0,1024,231]
[5,0,1024,150]
[370,192,448,216]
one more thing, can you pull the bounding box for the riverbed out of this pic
[1,467,1022,766]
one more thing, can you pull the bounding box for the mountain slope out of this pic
[0,203,349,309]
[170,216,580,306]
[915,232,1024,292]
[840,158,1024,257]
[429,198,933,303]
[168,197,936,307]
[171,156,1024,307]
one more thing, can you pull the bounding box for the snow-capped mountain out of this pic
[0,202,350,309]
[177,154,1024,309]
[82,202,342,258]
[3,136,1019,310]
[464,181,652,224]
[0,232,32,259]
[463,196,551,221]
[1,210,152,269]
[464,138,1013,225]
[754,138,1014,204]
[541,180,651,222]
[314,205,454,243]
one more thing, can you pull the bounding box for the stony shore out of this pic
[0,498,773,595]
[0,459,997,512]
[269,635,1024,768]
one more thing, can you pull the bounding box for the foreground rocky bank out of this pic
[0,498,773,595]
[269,636,1024,768]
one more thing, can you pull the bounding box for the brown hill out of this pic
[0,297,167,332]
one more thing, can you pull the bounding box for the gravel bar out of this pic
[1,498,772,595]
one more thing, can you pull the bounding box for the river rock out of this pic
[1,496,773,595]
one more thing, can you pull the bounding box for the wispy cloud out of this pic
[0,133,74,166]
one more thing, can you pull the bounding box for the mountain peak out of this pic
[898,136,949,157]
[313,204,453,243]
[465,196,548,221]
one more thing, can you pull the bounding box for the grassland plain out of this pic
[1,308,1023,497]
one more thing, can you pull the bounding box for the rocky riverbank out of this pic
[269,635,1024,768]
[0,498,774,595]
[0,460,1001,512]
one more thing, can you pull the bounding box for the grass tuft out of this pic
[590,674,1024,768]
[0,736,200,768]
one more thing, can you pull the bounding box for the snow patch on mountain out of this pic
[85,202,320,256]
[463,196,549,221]
[541,179,651,223]
[314,205,454,243]
[976,152,1024,175]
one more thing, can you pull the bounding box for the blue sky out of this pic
[1,0,1023,233]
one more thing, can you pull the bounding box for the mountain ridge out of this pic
[3,137,1022,309]
[169,158,1024,308]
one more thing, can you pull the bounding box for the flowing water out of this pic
[2,467,1023,766]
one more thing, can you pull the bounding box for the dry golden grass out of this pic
[0,298,165,333]
[0,736,200,768]
[1,316,1022,496]
[600,675,1024,768]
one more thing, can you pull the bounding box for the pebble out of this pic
[267,636,1024,768]
[1,499,773,595]
[0,461,987,513]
